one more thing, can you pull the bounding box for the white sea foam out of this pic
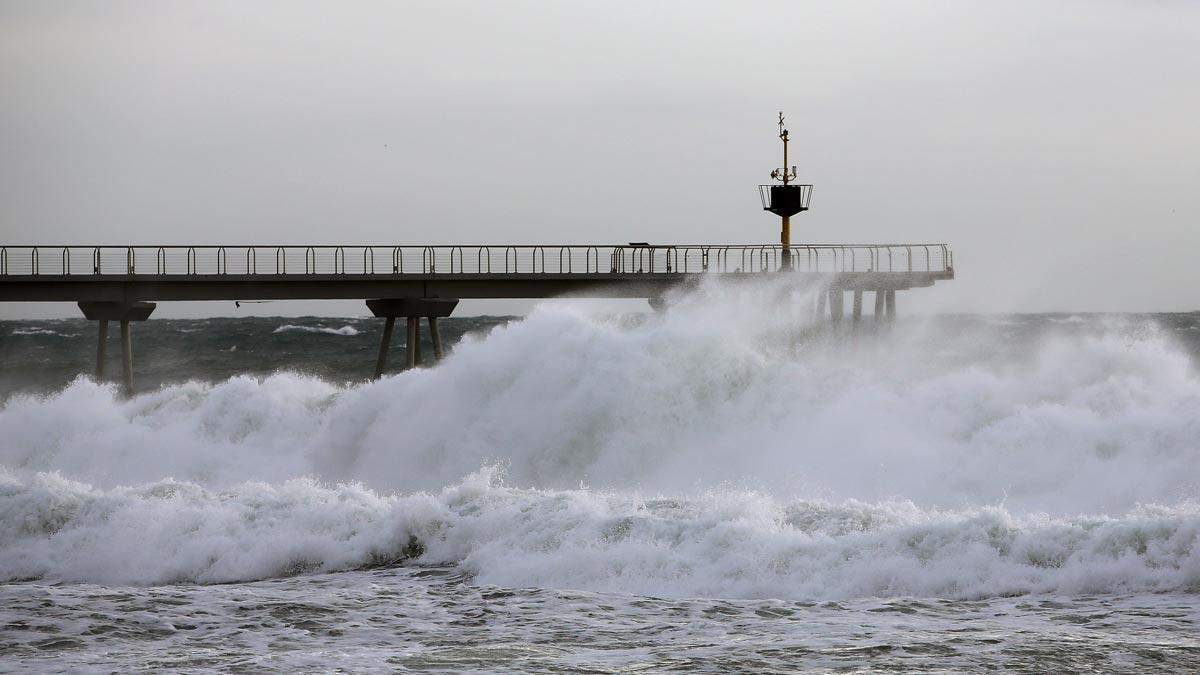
[1,278,1198,595]
[272,324,360,336]
[1,468,1197,598]
[11,328,73,337]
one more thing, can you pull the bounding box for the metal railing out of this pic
[0,244,952,277]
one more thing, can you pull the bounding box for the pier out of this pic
[0,242,953,393]
[0,115,955,393]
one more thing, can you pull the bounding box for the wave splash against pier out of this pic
[2,280,1199,599]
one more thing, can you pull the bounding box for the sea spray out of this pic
[1,278,1198,595]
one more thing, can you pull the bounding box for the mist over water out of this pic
[2,278,1198,605]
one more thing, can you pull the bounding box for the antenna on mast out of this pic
[770,112,797,185]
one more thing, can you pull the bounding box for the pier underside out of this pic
[0,271,949,303]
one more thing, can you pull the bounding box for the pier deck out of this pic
[0,244,952,302]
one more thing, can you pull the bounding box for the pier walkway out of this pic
[0,243,954,391]
[0,243,951,300]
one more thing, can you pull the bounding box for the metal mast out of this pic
[759,112,812,270]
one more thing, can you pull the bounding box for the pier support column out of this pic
[366,298,458,376]
[373,316,396,380]
[429,317,444,360]
[119,320,134,397]
[405,317,419,368]
[829,289,844,325]
[95,320,109,379]
[78,301,155,396]
[874,290,886,322]
[885,290,897,322]
[852,290,863,325]
[816,289,827,318]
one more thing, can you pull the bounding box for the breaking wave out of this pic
[2,469,1197,597]
[1,278,1198,597]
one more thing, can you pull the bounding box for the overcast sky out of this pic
[2,0,1198,318]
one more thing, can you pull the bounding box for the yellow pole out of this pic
[779,115,792,269]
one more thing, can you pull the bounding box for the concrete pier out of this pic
[0,244,951,387]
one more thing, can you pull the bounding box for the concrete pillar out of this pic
[366,299,458,372]
[77,302,155,396]
[816,289,827,318]
[406,317,419,368]
[874,290,886,321]
[373,316,396,380]
[429,317,444,360]
[829,289,844,325]
[95,319,109,379]
[413,319,422,365]
[885,290,897,322]
[852,290,863,325]
[119,320,133,397]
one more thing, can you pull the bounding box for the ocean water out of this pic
[1,279,1198,672]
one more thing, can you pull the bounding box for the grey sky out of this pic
[2,0,1198,318]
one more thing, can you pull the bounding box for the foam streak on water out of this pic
[1,278,1198,671]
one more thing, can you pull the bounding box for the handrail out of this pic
[0,244,954,277]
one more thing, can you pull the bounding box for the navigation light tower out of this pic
[758,112,813,270]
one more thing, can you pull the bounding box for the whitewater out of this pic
[1,279,1198,671]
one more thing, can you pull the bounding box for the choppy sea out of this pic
[1,281,1198,672]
